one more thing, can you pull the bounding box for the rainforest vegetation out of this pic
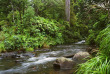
[0,0,110,73]
[0,0,87,52]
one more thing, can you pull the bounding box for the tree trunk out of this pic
[65,0,70,22]
[19,10,22,24]
[10,0,15,25]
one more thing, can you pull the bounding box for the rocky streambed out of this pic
[0,40,93,74]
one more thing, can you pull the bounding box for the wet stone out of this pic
[53,57,76,69]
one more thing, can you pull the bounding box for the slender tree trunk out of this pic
[19,10,22,24]
[23,2,25,16]
[10,0,15,24]
[65,0,70,22]
[108,8,110,20]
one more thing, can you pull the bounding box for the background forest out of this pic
[0,0,110,73]
[0,0,87,52]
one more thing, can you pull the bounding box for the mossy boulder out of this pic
[72,51,91,64]
[53,57,76,69]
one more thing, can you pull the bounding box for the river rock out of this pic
[86,47,92,53]
[72,51,90,63]
[90,48,99,56]
[53,57,76,69]
[15,60,24,63]
[0,51,36,59]
[63,54,75,58]
[22,52,36,58]
[0,52,20,59]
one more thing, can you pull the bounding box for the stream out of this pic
[0,40,88,74]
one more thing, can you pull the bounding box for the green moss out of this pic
[25,48,34,52]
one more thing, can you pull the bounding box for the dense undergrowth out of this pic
[75,0,110,73]
[0,0,85,52]
[0,6,66,52]
[77,26,110,74]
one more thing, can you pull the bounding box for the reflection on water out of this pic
[0,40,88,74]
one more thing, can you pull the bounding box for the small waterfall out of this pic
[75,40,85,44]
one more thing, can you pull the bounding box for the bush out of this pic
[77,25,110,74]
[0,6,65,52]
[77,53,110,74]
[96,26,110,55]
[86,29,96,44]
[0,5,82,52]
[0,42,5,52]
[32,0,65,21]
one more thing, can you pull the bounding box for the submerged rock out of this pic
[63,54,75,58]
[43,43,50,48]
[53,57,76,69]
[86,46,99,56]
[0,52,20,59]
[86,47,92,52]
[15,60,24,63]
[72,51,90,63]
[90,48,99,56]
[22,52,35,58]
[0,52,36,59]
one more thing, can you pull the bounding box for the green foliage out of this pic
[32,0,65,21]
[96,26,110,55]
[0,20,8,26]
[0,42,5,52]
[0,31,5,41]
[70,0,77,26]
[0,6,65,52]
[77,25,110,74]
[76,0,110,74]
[25,48,34,52]
[86,11,108,44]
[0,0,11,20]
[77,53,110,74]
[86,29,98,44]
[7,10,20,26]
[73,0,109,45]
[0,0,88,52]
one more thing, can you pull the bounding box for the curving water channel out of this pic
[0,40,88,74]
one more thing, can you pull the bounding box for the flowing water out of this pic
[0,40,88,74]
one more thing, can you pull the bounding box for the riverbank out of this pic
[0,40,90,74]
